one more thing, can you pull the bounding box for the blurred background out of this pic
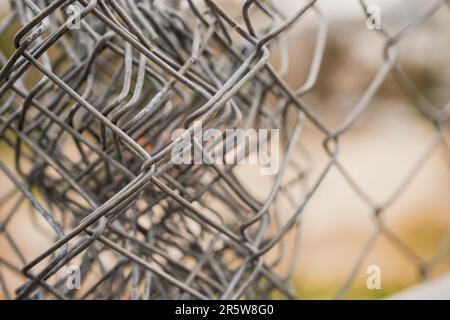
[0,0,449,299]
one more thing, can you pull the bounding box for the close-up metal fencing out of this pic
[0,0,449,300]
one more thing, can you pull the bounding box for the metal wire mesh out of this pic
[0,0,449,300]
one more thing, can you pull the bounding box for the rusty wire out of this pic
[0,0,449,300]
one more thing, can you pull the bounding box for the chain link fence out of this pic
[0,0,449,299]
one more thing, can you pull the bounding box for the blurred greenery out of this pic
[0,19,18,58]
